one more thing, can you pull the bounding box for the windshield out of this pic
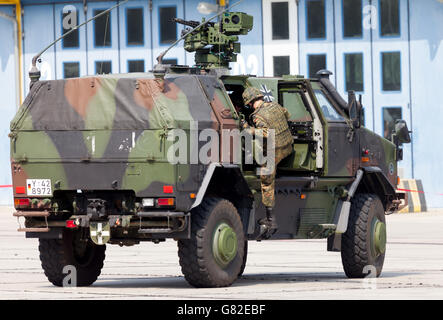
[314,90,345,122]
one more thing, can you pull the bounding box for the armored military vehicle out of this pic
[10,6,410,288]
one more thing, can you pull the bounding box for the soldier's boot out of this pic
[258,207,278,239]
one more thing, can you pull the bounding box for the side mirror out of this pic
[348,91,362,128]
[393,120,411,144]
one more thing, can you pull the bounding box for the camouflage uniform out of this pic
[242,88,293,208]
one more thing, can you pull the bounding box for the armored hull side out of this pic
[10,74,221,212]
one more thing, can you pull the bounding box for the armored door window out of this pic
[273,56,290,77]
[281,91,312,122]
[314,90,345,122]
[308,54,326,78]
[307,0,326,39]
[343,0,362,38]
[272,2,289,40]
[126,8,144,45]
[159,7,177,44]
[383,107,402,139]
[94,9,111,47]
[380,0,400,37]
[62,10,79,48]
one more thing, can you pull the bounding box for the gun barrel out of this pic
[172,18,216,29]
[172,18,200,28]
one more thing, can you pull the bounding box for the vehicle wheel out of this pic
[238,239,248,277]
[341,193,386,278]
[178,197,245,288]
[39,229,106,287]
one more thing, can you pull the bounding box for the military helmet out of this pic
[242,87,264,105]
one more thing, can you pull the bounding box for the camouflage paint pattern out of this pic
[10,73,230,211]
[10,69,401,240]
[359,127,397,186]
[240,76,399,239]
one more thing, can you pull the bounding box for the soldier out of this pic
[241,87,293,237]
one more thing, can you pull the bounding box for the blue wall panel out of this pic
[118,0,152,73]
[299,0,337,85]
[54,3,88,78]
[86,1,120,75]
[333,0,374,133]
[151,0,186,65]
[23,5,56,94]
[409,0,443,207]
[371,0,412,180]
[0,6,16,204]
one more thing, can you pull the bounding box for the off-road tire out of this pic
[341,193,386,278]
[178,197,245,288]
[238,239,248,277]
[39,230,106,287]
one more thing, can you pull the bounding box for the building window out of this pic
[307,0,325,39]
[63,62,80,78]
[95,61,112,75]
[163,58,178,65]
[273,56,290,77]
[272,2,289,40]
[62,10,79,48]
[127,8,144,45]
[343,0,362,38]
[94,9,111,47]
[128,60,145,73]
[383,107,402,139]
[159,7,177,44]
[380,0,399,36]
[308,54,326,78]
[345,53,363,92]
[382,52,401,91]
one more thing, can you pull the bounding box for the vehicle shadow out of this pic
[92,271,412,289]
[234,271,411,287]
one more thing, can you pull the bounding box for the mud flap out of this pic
[335,200,351,234]
[90,222,110,245]
[327,200,350,251]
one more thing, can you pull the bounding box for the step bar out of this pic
[13,211,50,218]
[13,210,50,233]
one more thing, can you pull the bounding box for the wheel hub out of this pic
[212,223,238,268]
[372,219,386,255]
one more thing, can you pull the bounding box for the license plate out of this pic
[26,179,52,196]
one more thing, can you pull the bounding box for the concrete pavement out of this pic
[1,206,443,299]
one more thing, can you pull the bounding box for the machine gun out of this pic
[172,18,215,30]
[171,12,253,69]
